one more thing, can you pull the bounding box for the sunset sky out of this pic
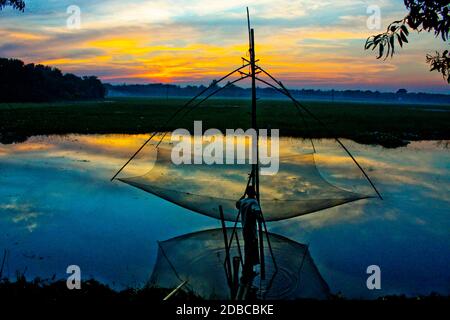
[0,0,448,93]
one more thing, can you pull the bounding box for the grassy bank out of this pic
[1,277,448,304]
[0,277,200,304]
[1,97,449,147]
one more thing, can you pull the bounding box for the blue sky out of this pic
[0,0,449,93]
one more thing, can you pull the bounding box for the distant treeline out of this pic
[0,58,105,102]
[105,82,450,104]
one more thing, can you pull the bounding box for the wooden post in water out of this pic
[219,205,233,295]
[232,256,241,299]
[247,9,265,281]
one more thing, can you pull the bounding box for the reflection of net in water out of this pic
[148,228,330,300]
[119,145,373,222]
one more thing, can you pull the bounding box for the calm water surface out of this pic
[0,134,449,298]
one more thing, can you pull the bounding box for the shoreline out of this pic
[1,98,449,148]
[1,277,448,303]
[0,131,434,148]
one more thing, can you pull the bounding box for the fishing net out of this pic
[148,228,330,300]
[118,140,372,222]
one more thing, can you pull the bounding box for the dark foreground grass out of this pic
[1,97,449,147]
[1,276,448,305]
[0,276,201,304]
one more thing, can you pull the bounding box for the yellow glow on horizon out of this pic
[1,22,441,90]
[0,0,447,92]
[3,20,407,86]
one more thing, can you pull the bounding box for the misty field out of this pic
[1,97,449,147]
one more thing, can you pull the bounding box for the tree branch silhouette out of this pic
[365,0,449,83]
[0,0,25,11]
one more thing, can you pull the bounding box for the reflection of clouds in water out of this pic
[2,135,448,221]
[0,134,160,178]
[275,145,450,238]
[0,135,448,297]
[0,198,42,232]
[267,137,450,296]
[275,201,400,231]
[1,135,448,222]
